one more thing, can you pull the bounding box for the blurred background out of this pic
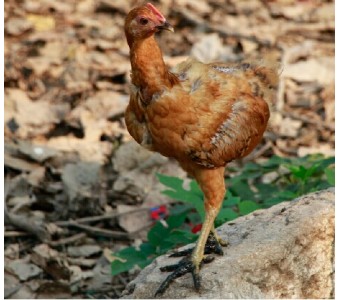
[4,0,334,298]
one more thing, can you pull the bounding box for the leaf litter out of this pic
[4,0,334,298]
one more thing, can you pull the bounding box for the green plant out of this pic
[111,154,334,276]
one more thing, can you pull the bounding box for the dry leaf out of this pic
[67,245,102,258]
[283,57,334,85]
[5,18,33,36]
[8,260,43,281]
[26,14,55,32]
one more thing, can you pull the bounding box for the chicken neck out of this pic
[129,35,178,104]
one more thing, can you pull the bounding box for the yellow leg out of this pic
[191,167,226,271]
[191,205,220,268]
[211,225,229,247]
[155,167,226,295]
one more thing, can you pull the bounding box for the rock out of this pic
[122,188,334,299]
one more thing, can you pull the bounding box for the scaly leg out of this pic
[155,167,226,296]
[211,224,229,247]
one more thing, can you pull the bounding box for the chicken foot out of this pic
[169,230,228,257]
[155,254,215,296]
[154,230,227,296]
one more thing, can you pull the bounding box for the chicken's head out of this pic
[125,3,173,45]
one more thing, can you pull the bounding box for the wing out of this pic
[144,58,278,167]
[125,85,153,150]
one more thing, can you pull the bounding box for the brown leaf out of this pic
[117,205,150,233]
[283,57,334,85]
[5,18,33,36]
[31,244,71,281]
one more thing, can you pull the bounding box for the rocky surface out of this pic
[122,188,335,299]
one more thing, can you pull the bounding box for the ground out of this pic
[4,0,334,298]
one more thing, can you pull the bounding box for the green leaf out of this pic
[164,229,197,244]
[228,180,256,201]
[169,203,192,215]
[238,200,260,215]
[111,244,155,276]
[157,174,205,219]
[255,182,280,200]
[216,207,239,222]
[275,190,297,199]
[147,221,171,247]
[157,173,185,190]
[147,212,188,247]
[223,190,241,207]
[261,155,289,170]
[325,167,335,186]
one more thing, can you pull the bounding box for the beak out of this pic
[156,20,174,32]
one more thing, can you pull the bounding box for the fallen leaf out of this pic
[5,88,70,139]
[26,14,55,32]
[278,117,302,138]
[5,18,33,36]
[5,153,40,172]
[117,204,150,233]
[298,144,335,157]
[283,57,334,85]
[18,140,58,163]
[67,245,102,258]
[191,33,236,63]
[31,244,71,280]
[8,259,43,281]
[62,162,101,202]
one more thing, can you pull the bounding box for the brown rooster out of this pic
[124,3,279,296]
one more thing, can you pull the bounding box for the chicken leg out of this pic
[155,167,226,296]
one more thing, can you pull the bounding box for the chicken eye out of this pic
[139,18,149,25]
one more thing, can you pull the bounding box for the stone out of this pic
[122,188,334,299]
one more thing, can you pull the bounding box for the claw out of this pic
[155,232,228,296]
[156,255,215,296]
[205,232,225,255]
[155,257,195,296]
[169,247,193,257]
[192,268,200,290]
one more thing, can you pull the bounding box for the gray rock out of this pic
[122,188,334,299]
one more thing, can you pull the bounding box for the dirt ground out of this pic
[4,0,334,298]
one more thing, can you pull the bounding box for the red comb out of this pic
[146,3,166,22]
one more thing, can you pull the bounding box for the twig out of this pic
[5,230,34,238]
[55,207,150,227]
[48,232,86,247]
[66,222,132,239]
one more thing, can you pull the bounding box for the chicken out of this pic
[124,3,279,296]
